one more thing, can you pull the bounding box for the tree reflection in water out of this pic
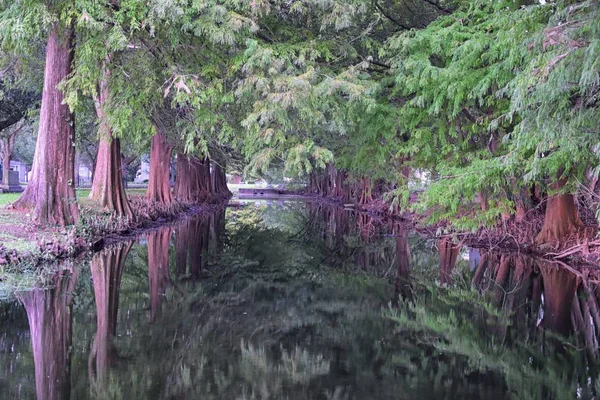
[4,203,600,399]
[89,242,132,393]
[147,227,172,322]
[18,267,78,400]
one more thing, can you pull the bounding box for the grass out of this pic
[0,187,148,206]
[0,192,20,205]
[0,233,38,252]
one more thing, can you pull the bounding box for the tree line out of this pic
[0,0,598,246]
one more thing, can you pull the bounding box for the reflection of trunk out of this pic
[189,218,210,280]
[89,61,133,218]
[573,287,598,360]
[175,217,211,281]
[211,161,232,199]
[89,242,133,389]
[506,255,534,330]
[471,253,488,289]
[15,24,78,226]
[493,254,511,306]
[147,128,172,204]
[174,154,212,202]
[539,260,579,335]
[394,225,411,302]
[175,221,190,278]
[148,227,172,322]
[536,179,582,245]
[18,269,78,400]
[439,238,460,285]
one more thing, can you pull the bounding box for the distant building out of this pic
[0,157,29,183]
[135,159,150,183]
[77,165,93,185]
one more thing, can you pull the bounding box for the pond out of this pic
[0,201,598,399]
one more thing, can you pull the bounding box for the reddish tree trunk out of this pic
[89,243,132,389]
[89,62,133,218]
[14,24,78,225]
[211,161,232,199]
[146,128,173,204]
[536,177,582,245]
[18,269,78,400]
[174,154,212,202]
[147,227,172,322]
[439,238,460,285]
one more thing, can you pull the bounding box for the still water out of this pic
[0,201,598,399]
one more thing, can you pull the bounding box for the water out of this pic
[0,201,597,399]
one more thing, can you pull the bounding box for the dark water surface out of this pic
[0,201,597,399]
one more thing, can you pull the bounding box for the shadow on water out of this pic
[0,201,599,399]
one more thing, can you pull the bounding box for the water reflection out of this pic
[1,202,600,399]
[89,243,132,391]
[18,268,78,400]
[147,227,172,322]
[438,238,460,285]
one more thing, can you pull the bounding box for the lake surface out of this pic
[0,201,598,399]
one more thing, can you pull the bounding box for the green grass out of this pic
[0,192,20,205]
[0,188,149,206]
[0,233,37,253]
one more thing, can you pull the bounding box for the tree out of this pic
[146,124,173,204]
[13,22,79,225]
[0,75,37,189]
[88,56,133,217]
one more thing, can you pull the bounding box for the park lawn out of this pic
[0,187,148,256]
[0,187,147,206]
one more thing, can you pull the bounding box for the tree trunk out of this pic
[535,178,582,246]
[211,161,232,199]
[174,154,212,202]
[1,140,11,188]
[146,128,173,204]
[14,24,78,226]
[89,61,133,218]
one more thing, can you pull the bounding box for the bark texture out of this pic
[0,134,13,188]
[146,128,173,204]
[211,161,232,199]
[174,154,212,202]
[14,24,78,225]
[89,61,133,218]
[535,179,582,245]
